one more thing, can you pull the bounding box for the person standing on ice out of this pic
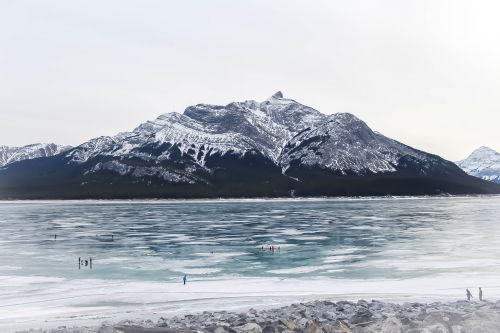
[466,288,473,301]
[182,274,187,285]
[479,287,483,301]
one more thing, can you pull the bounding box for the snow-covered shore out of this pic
[4,275,500,332]
[19,299,500,333]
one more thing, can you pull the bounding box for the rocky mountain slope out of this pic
[456,146,500,183]
[0,92,498,199]
[0,143,70,167]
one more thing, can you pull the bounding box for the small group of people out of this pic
[466,287,483,301]
[78,257,93,270]
[260,244,280,253]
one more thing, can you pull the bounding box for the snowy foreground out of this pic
[4,274,500,333]
[19,299,500,333]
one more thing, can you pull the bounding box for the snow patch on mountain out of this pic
[88,161,203,184]
[457,147,500,183]
[0,143,70,167]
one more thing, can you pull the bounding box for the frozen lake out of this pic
[1,196,500,331]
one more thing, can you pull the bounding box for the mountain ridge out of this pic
[1,92,499,199]
[0,143,71,167]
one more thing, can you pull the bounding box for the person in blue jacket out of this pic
[182,274,187,285]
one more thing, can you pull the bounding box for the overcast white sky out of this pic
[1,0,499,161]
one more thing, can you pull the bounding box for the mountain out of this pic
[0,92,499,199]
[0,143,71,167]
[456,147,500,184]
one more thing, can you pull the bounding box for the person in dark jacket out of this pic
[466,288,473,301]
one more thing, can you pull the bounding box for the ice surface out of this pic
[1,197,500,331]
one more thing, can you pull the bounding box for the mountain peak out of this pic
[327,113,369,131]
[270,91,284,99]
[464,146,500,161]
[473,146,498,155]
[330,112,363,123]
[457,146,500,184]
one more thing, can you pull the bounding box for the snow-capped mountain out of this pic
[0,143,70,167]
[58,91,331,184]
[456,147,500,183]
[62,92,451,177]
[66,91,325,166]
[0,92,498,199]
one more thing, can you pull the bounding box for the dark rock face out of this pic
[1,93,500,199]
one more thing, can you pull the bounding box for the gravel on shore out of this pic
[19,299,500,333]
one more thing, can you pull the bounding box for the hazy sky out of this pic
[1,0,499,161]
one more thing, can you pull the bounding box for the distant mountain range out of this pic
[0,143,70,167]
[456,147,500,184]
[0,92,499,199]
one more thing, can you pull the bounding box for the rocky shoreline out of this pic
[20,299,500,333]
